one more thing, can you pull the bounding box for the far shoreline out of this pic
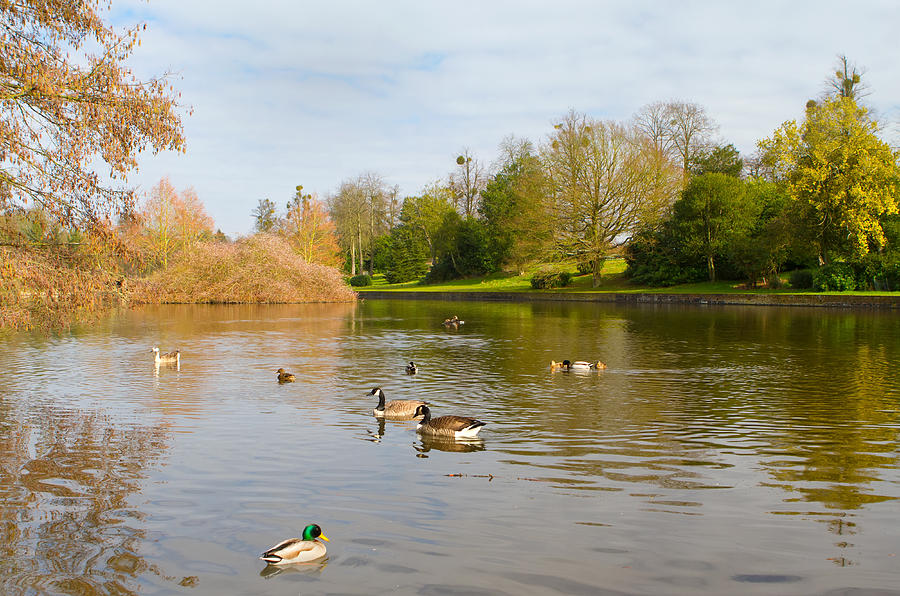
[357,289,900,309]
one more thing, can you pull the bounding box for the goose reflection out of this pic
[363,419,387,442]
[260,558,328,579]
[415,435,486,454]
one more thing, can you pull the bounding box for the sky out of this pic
[111,0,900,237]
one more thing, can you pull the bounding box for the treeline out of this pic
[312,56,899,292]
[2,177,221,275]
[1,176,354,330]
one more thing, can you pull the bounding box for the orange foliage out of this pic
[175,187,214,247]
[0,246,125,332]
[281,192,343,267]
[139,177,214,269]
[132,234,355,304]
[0,2,184,229]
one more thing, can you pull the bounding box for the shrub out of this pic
[530,267,572,289]
[854,252,900,291]
[349,273,372,287]
[1,246,124,332]
[765,273,785,289]
[878,259,900,291]
[624,227,706,286]
[132,234,357,304]
[576,260,593,275]
[788,269,814,289]
[422,257,456,284]
[812,263,857,291]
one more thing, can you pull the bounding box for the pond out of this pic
[1,299,899,595]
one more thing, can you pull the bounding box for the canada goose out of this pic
[550,359,607,371]
[260,524,329,564]
[369,387,426,419]
[276,368,296,383]
[151,347,180,365]
[405,361,418,374]
[414,404,485,439]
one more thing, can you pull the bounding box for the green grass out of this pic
[358,259,633,293]
[356,258,900,296]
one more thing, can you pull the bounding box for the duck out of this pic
[551,359,607,371]
[369,387,426,419]
[151,347,180,365]
[441,315,465,327]
[405,361,418,375]
[413,404,486,439]
[260,523,329,564]
[276,368,296,383]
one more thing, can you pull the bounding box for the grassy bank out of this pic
[357,258,900,298]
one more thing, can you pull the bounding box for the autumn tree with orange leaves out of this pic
[139,177,213,270]
[281,185,342,267]
[0,1,184,232]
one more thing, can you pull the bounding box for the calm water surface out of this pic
[1,300,899,595]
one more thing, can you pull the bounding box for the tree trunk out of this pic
[350,241,356,276]
[357,224,363,273]
[707,254,716,282]
[591,255,603,288]
[368,201,375,275]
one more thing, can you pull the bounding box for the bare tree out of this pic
[633,100,718,181]
[450,149,485,218]
[328,179,365,275]
[633,101,676,159]
[826,54,868,101]
[664,101,718,178]
[327,173,390,274]
[543,110,681,286]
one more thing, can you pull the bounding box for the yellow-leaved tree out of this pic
[140,177,214,270]
[759,98,900,264]
[0,1,184,231]
[281,186,342,267]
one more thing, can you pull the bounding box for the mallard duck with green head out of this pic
[550,359,606,371]
[260,523,329,564]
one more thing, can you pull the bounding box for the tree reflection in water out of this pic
[0,406,190,595]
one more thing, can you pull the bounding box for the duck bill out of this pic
[320,534,330,542]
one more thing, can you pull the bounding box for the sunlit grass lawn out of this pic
[358,258,900,296]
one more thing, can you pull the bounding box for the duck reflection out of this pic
[415,435,486,454]
[153,360,180,376]
[260,558,328,579]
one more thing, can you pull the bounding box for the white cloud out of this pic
[109,0,900,236]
